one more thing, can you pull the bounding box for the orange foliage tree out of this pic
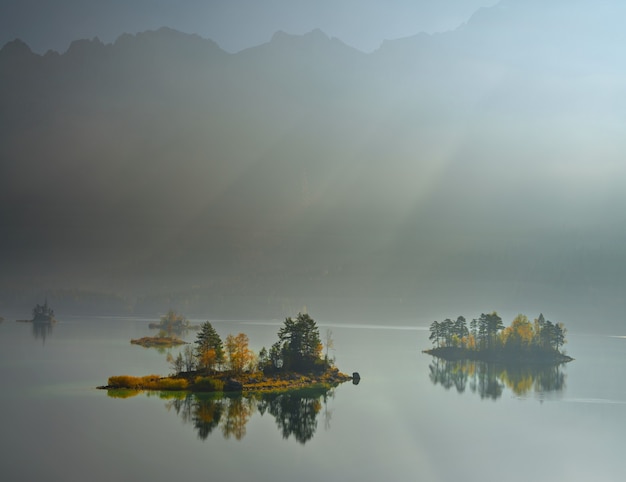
[225,333,255,374]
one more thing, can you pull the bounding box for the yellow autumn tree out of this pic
[503,314,534,349]
[225,333,255,374]
[200,348,217,373]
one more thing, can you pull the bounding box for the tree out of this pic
[195,321,224,373]
[536,318,567,352]
[552,322,567,352]
[503,314,534,350]
[453,316,469,347]
[441,319,454,346]
[324,328,335,366]
[469,318,478,338]
[225,333,255,374]
[429,317,469,348]
[477,312,504,350]
[537,313,547,331]
[429,320,442,348]
[276,313,323,371]
[182,345,196,372]
[427,311,568,357]
[258,347,269,371]
[166,351,184,375]
[200,349,218,373]
[267,342,284,370]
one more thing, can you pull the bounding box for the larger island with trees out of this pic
[424,312,573,364]
[102,312,355,393]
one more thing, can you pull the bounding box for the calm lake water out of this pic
[1,315,625,482]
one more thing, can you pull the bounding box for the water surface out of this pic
[1,316,624,481]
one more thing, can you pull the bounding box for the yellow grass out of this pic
[107,375,188,390]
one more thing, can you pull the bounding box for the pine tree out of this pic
[195,321,224,372]
[277,313,323,371]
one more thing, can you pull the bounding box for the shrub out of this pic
[108,375,144,389]
[107,375,187,390]
[193,376,225,392]
[156,378,188,390]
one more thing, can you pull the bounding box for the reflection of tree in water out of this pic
[221,396,255,440]
[429,358,566,400]
[258,389,328,444]
[161,387,332,443]
[32,322,53,344]
[163,393,225,440]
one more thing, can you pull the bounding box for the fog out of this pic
[1,1,625,331]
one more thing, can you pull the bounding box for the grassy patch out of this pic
[193,376,225,392]
[107,375,188,390]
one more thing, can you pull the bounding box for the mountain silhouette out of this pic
[2,2,626,324]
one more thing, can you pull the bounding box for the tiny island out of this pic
[16,300,58,324]
[130,310,194,348]
[423,312,573,364]
[102,312,356,393]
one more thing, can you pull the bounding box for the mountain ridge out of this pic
[2,2,626,324]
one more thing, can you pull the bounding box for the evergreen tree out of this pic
[277,313,323,371]
[195,321,224,372]
[469,318,478,338]
[552,322,567,352]
[453,316,469,346]
[429,321,442,347]
[441,319,454,346]
[485,312,504,349]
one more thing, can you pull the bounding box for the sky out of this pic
[0,0,497,54]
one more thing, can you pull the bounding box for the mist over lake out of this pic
[2,0,626,331]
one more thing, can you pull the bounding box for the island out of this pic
[101,312,356,393]
[147,309,198,334]
[130,311,195,348]
[423,312,573,364]
[16,300,58,324]
[130,336,189,348]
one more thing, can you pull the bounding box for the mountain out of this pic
[2,3,626,326]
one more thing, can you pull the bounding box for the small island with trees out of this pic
[424,312,573,364]
[102,312,355,393]
[16,300,58,324]
[130,310,193,348]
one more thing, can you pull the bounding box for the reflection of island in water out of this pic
[108,387,334,444]
[15,300,58,343]
[428,358,566,401]
[32,321,54,343]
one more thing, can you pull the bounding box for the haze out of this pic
[1,0,625,332]
[0,0,497,54]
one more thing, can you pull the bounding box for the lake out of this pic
[1,315,625,481]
